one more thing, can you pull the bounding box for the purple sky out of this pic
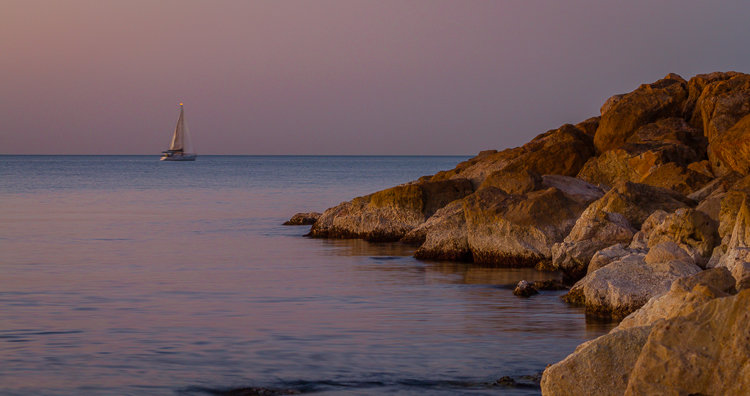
[2,1,750,155]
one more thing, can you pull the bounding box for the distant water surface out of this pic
[0,156,615,395]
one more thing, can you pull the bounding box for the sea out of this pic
[0,155,615,395]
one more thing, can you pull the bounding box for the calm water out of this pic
[0,156,614,395]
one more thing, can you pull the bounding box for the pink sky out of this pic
[2,1,749,155]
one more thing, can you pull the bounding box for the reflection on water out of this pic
[0,156,617,395]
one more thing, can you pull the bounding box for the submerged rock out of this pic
[283,212,322,225]
[513,280,539,297]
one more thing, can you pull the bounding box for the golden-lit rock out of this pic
[594,74,688,152]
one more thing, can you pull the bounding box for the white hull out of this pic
[160,153,197,161]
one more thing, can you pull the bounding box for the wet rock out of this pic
[563,249,701,319]
[624,289,750,395]
[513,280,539,297]
[308,178,473,241]
[283,212,322,225]
[594,74,688,152]
[532,279,569,291]
[541,325,652,396]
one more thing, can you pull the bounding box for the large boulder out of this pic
[616,267,735,331]
[708,112,750,176]
[463,187,590,266]
[579,118,706,189]
[630,208,719,267]
[580,117,711,194]
[624,289,750,395]
[594,74,688,152]
[411,176,602,265]
[637,162,713,195]
[430,124,595,187]
[693,72,750,143]
[552,210,636,281]
[575,181,693,230]
[543,269,744,396]
[717,196,750,289]
[551,182,695,280]
[308,178,473,241]
[407,200,472,261]
[684,71,740,123]
[541,325,652,396]
[563,244,701,318]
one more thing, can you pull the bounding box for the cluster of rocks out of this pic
[289,71,750,393]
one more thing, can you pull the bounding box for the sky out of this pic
[2,1,750,155]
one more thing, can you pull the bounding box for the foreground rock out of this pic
[308,178,473,241]
[543,269,746,396]
[563,242,701,318]
[282,212,322,225]
[624,289,750,395]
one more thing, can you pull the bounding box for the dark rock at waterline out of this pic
[513,280,538,297]
[532,279,569,290]
[283,212,322,225]
[200,386,301,396]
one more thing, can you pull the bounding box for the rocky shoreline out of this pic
[288,71,750,394]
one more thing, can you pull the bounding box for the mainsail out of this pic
[168,104,194,153]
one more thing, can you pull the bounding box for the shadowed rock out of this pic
[513,280,538,297]
[283,212,322,225]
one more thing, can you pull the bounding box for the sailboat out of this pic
[160,103,197,161]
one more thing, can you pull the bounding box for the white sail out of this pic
[161,103,197,161]
[182,111,194,154]
[168,106,186,151]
